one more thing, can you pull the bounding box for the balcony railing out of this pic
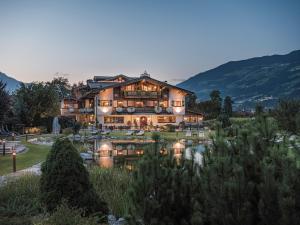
[124,91,161,98]
[61,108,79,115]
[79,108,94,113]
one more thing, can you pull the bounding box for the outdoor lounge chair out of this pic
[91,130,98,135]
[185,130,192,137]
[101,130,110,135]
[126,130,134,135]
[136,130,145,136]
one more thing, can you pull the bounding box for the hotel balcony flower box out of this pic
[79,108,94,113]
[113,107,169,114]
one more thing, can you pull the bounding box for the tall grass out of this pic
[33,201,99,225]
[0,174,41,225]
[89,167,133,217]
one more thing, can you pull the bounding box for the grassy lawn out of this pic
[0,140,50,176]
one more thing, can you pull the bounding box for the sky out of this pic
[0,0,300,84]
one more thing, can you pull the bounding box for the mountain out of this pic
[178,50,300,109]
[0,72,21,92]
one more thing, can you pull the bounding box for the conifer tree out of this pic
[40,138,108,215]
[129,133,200,225]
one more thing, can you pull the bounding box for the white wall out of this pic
[169,88,185,115]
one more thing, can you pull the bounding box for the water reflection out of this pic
[92,139,205,169]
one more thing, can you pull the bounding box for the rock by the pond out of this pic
[108,215,127,225]
[108,215,117,225]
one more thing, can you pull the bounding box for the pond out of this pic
[87,138,205,169]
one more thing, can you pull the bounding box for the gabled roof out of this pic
[98,76,194,95]
[81,74,194,99]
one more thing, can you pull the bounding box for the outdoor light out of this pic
[2,139,6,156]
[12,147,16,172]
[101,107,109,113]
[174,107,182,113]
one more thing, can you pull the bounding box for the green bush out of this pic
[89,167,133,217]
[162,124,176,132]
[40,138,108,215]
[33,201,99,225]
[62,127,73,135]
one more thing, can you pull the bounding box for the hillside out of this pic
[178,50,300,109]
[0,72,21,92]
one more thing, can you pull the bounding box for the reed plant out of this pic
[89,167,133,218]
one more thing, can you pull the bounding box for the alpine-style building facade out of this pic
[60,72,202,128]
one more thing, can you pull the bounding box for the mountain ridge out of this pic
[178,50,300,109]
[0,72,21,92]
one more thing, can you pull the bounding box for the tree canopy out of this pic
[13,82,60,126]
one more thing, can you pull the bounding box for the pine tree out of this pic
[223,96,233,117]
[129,133,200,225]
[40,138,108,215]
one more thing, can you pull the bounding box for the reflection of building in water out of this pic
[93,140,205,169]
[95,140,151,169]
[172,142,185,159]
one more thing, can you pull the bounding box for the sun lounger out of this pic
[136,130,145,136]
[185,130,192,137]
[126,130,134,135]
[101,130,110,135]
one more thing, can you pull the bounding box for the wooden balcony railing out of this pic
[124,91,161,98]
[61,108,79,115]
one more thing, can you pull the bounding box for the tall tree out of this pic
[210,90,222,118]
[274,99,300,134]
[0,81,10,125]
[13,82,60,126]
[129,133,200,225]
[48,76,71,100]
[223,96,233,117]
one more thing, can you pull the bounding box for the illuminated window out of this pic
[117,101,124,107]
[128,101,134,107]
[159,101,168,107]
[104,117,124,124]
[172,100,184,107]
[157,116,176,123]
[99,100,112,106]
[184,116,198,123]
[135,101,144,107]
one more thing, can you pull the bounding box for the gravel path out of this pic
[0,162,42,186]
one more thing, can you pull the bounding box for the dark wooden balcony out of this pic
[124,91,161,98]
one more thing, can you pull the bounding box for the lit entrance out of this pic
[140,116,148,128]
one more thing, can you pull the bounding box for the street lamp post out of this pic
[12,147,16,172]
[2,139,5,156]
[25,130,28,142]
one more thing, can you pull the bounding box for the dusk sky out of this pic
[0,0,299,84]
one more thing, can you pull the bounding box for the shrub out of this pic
[162,124,176,132]
[40,138,108,215]
[62,127,73,135]
[89,167,133,217]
